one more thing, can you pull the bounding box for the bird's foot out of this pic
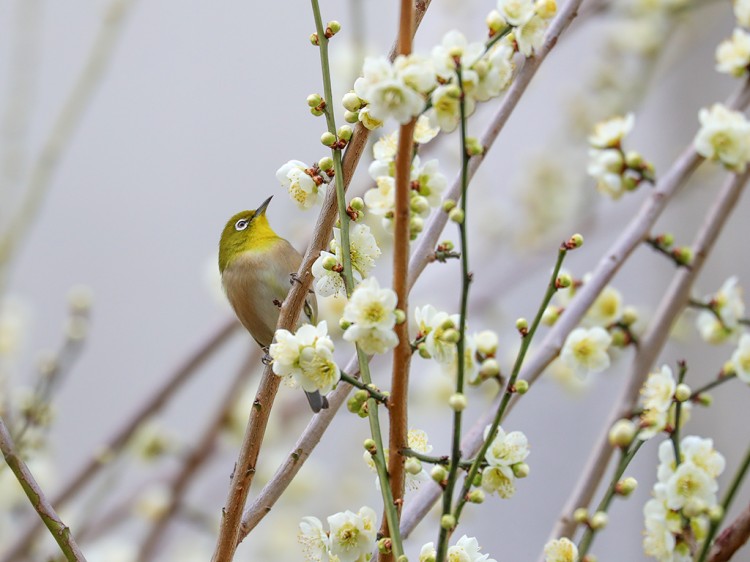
[290,272,303,285]
[261,347,273,365]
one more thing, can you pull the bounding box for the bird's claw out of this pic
[261,347,273,365]
[290,273,303,285]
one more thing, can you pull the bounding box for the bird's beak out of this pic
[256,195,273,216]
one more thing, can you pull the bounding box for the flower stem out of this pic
[453,245,567,523]
[670,361,688,467]
[339,371,389,403]
[434,58,472,562]
[577,439,644,557]
[310,1,403,557]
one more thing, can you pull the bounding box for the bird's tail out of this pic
[305,390,329,413]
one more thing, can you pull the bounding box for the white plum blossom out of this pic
[496,0,535,26]
[431,30,484,80]
[352,56,428,127]
[736,0,750,28]
[516,15,547,56]
[312,223,381,298]
[342,277,399,354]
[276,160,324,209]
[269,322,341,394]
[298,517,330,562]
[419,536,496,562]
[716,28,750,77]
[584,285,623,327]
[327,507,378,562]
[638,365,676,440]
[428,84,468,133]
[559,327,612,377]
[364,429,433,491]
[644,437,726,560]
[411,158,448,207]
[543,538,579,562]
[414,114,441,143]
[695,276,746,344]
[589,113,635,148]
[364,176,395,226]
[587,148,626,199]
[481,425,530,498]
[415,304,461,364]
[473,43,515,101]
[731,333,750,382]
[694,103,750,172]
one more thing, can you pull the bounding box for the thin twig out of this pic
[0,417,87,561]
[545,162,750,549]
[136,350,258,562]
[2,320,238,562]
[383,0,416,556]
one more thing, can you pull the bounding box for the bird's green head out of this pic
[218,196,278,274]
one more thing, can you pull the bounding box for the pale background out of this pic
[1,0,749,560]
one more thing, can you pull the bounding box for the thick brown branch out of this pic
[709,501,750,562]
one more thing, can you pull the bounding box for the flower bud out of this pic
[440,240,455,251]
[442,328,460,343]
[476,330,499,355]
[541,306,560,326]
[445,84,461,98]
[440,514,456,530]
[468,489,485,503]
[377,538,392,554]
[410,216,425,234]
[620,306,638,326]
[661,233,675,247]
[675,383,691,402]
[573,507,589,523]
[320,131,337,146]
[350,196,365,211]
[608,419,636,448]
[515,380,529,394]
[394,309,406,324]
[466,137,484,156]
[557,273,572,288]
[683,498,707,518]
[708,505,724,523]
[569,233,584,248]
[442,199,457,212]
[674,246,693,266]
[698,393,713,407]
[342,92,362,112]
[512,462,530,478]
[616,476,638,497]
[321,255,339,271]
[418,342,431,359]
[516,317,529,332]
[431,465,448,483]
[405,457,423,475]
[307,93,323,107]
[449,208,464,224]
[318,156,334,171]
[448,393,467,412]
[479,358,500,378]
[338,125,353,141]
[363,439,377,454]
[310,107,325,117]
[625,150,643,168]
[310,33,319,45]
[339,319,351,330]
[344,110,359,123]
[327,20,341,35]
[68,285,94,313]
[411,195,430,215]
[590,511,608,530]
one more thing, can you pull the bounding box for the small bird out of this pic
[219,196,328,412]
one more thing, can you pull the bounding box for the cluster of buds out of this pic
[646,233,693,267]
[347,389,370,418]
[587,114,656,200]
[471,330,502,385]
[309,20,341,45]
[434,240,460,263]
[320,125,353,150]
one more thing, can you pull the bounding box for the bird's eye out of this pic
[235,219,249,231]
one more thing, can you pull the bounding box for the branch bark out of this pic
[708,501,750,562]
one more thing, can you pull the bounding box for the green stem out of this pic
[310,2,403,557]
[577,440,644,557]
[690,373,736,400]
[339,371,389,403]
[435,58,472,562]
[484,25,512,53]
[696,443,750,562]
[670,362,688,467]
[401,448,475,469]
[453,246,567,523]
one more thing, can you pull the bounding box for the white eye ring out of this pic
[235,219,249,231]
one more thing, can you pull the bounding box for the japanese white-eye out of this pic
[219,196,327,412]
